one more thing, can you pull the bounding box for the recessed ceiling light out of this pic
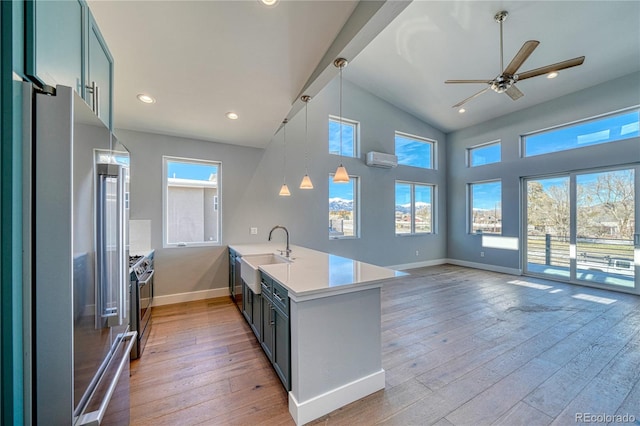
[226,112,239,120]
[258,0,278,7]
[547,72,559,79]
[458,108,466,114]
[137,93,155,104]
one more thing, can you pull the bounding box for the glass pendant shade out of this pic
[299,174,313,189]
[333,164,349,183]
[279,183,291,196]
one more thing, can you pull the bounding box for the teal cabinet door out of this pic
[261,294,274,360]
[273,306,290,390]
[86,10,113,128]
[26,0,85,94]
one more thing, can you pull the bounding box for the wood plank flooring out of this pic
[130,265,640,425]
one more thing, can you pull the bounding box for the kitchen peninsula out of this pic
[228,243,406,425]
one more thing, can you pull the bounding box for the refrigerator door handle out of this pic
[75,332,137,426]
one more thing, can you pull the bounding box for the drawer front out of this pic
[260,272,273,298]
[272,280,289,314]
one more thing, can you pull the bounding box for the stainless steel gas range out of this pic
[129,252,154,359]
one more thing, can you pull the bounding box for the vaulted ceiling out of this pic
[89,1,640,148]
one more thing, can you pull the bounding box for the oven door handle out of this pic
[139,270,154,285]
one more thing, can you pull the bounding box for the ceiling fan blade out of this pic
[505,84,524,101]
[452,87,490,108]
[503,40,540,75]
[517,56,585,80]
[445,80,492,84]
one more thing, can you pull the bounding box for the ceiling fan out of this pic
[445,10,585,108]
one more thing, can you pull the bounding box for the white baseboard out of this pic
[288,369,385,425]
[388,258,448,271]
[446,258,522,276]
[152,288,229,306]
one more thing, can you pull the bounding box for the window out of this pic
[329,175,359,238]
[468,141,501,167]
[329,116,358,157]
[395,132,435,169]
[163,156,221,247]
[469,181,502,234]
[523,109,639,157]
[395,181,434,235]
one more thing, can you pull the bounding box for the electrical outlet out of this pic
[480,251,485,257]
[250,227,258,235]
[415,250,419,256]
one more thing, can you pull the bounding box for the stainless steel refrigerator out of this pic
[25,83,135,425]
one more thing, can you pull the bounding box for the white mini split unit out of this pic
[366,151,398,168]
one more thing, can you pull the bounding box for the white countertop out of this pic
[228,243,407,301]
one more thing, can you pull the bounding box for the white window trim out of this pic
[329,115,360,158]
[468,179,502,236]
[329,174,360,240]
[467,139,501,167]
[520,106,640,158]
[395,131,437,170]
[162,155,222,248]
[395,180,436,236]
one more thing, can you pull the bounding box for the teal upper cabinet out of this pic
[26,0,85,95]
[86,9,113,129]
[26,0,114,129]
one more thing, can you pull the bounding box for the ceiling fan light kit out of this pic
[445,10,585,108]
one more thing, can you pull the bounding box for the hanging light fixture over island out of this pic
[333,58,350,184]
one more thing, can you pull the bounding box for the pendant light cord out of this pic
[339,63,343,157]
[304,100,309,172]
[283,119,287,183]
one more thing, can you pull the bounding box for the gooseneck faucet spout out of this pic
[268,225,291,257]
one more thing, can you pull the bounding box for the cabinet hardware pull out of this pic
[270,304,275,325]
[85,81,99,116]
[274,293,284,303]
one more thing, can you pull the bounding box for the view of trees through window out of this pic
[470,181,502,234]
[395,182,433,234]
[329,175,357,238]
[526,168,635,287]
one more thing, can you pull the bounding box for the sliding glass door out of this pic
[524,166,638,293]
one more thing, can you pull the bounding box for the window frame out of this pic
[328,115,359,158]
[468,180,502,235]
[328,174,360,240]
[521,108,640,158]
[394,131,437,170]
[395,180,436,236]
[162,155,222,248]
[467,140,501,167]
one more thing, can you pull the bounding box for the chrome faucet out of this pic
[268,225,291,257]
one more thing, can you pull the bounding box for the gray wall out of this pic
[446,71,640,270]
[236,78,447,267]
[118,78,447,297]
[116,129,264,297]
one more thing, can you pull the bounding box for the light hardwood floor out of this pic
[130,265,640,425]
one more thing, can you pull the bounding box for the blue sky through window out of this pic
[472,181,501,210]
[395,134,433,169]
[525,110,639,157]
[329,119,355,157]
[470,142,501,166]
[329,176,354,203]
[167,161,218,181]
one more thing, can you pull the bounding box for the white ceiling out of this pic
[89,1,640,148]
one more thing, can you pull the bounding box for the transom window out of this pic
[469,180,502,234]
[523,109,639,157]
[329,175,359,239]
[468,140,501,167]
[395,132,435,169]
[163,156,221,247]
[329,116,358,158]
[395,181,435,235]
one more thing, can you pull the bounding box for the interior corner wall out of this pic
[235,78,447,267]
[445,71,640,271]
[115,129,265,297]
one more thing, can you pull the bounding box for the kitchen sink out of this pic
[240,253,291,294]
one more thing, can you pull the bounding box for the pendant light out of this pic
[299,95,314,189]
[279,118,291,196]
[333,58,350,183]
